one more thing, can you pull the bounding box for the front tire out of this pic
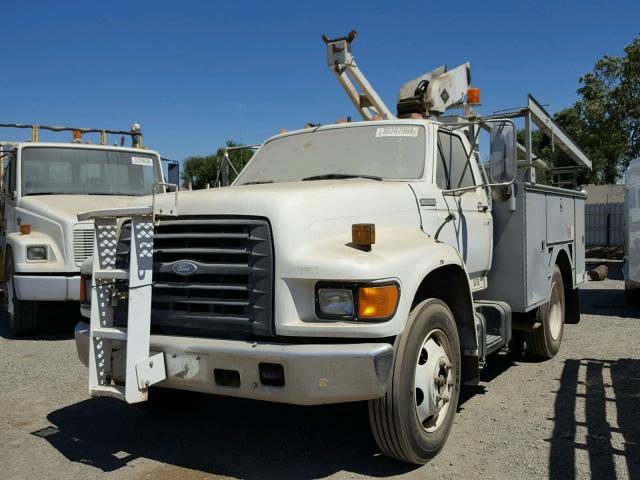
[369,298,461,464]
[525,265,565,358]
[4,250,38,335]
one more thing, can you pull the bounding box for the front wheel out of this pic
[4,250,38,335]
[369,298,461,464]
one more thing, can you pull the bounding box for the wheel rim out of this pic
[548,280,563,340]
[414,328,455,433]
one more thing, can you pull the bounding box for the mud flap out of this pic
[565,287,580,324]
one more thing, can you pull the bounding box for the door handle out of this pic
[477,202,489,212]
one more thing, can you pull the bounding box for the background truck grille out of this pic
[73,225,94,266]
[149,216,274,338]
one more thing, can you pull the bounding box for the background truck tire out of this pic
[525,265,565,359]
[368,298,461,464]
[624,287,640,305]
[4,250,38,336]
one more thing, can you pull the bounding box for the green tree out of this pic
[573,37,639,183]
[181,140,254,189]
[520,37,639,185]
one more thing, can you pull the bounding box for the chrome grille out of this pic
[73,225,94,266]
[151,217,274,338]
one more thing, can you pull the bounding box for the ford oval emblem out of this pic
[172,261,198,276]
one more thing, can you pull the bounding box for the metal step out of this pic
[90,385,124,398]
[485,334,504,355]
[92,326,127,341]
[94,269,128,280]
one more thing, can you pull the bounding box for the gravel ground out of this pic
[1,261,638,480]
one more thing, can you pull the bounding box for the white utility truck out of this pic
[73,32,591,464]
[623,157,640,302]
[0,123,173,335]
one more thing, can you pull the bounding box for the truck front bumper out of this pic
[14,274,80,301]
[75,322,394,405]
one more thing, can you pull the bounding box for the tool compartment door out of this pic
[525,190,548,307]
[546,195,575,244]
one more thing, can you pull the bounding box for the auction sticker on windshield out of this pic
[132,156,154,166]
[375,126,419,138]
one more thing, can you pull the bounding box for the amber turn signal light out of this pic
[358,284,399,319]
[19,224,31,234]
[352,223,375,248]
[79,276,86,303]
[467,88,481,105]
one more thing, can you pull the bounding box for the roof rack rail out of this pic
[0,122,144,148]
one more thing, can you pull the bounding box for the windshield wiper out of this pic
[302,173,383,181]
[24,192,65,196]
[241,180,274,185]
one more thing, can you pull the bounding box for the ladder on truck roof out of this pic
[0,122,144,147]
[77,188,177,403]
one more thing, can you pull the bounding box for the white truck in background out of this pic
[73,32,591,464]
[0,123,177,335]
[623,157,640,302]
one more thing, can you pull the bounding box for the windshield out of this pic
[234,124,426,185]
[21,147,159,196]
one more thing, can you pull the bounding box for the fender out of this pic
[548,244,575,287]
[5,231,66,273]
[549,244,580,324]
[275,225,476,340]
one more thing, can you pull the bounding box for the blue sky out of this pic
[0,0,638,162]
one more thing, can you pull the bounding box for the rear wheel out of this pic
[4,250,38,335]
[525,265,565,358]
[369,298,461,464]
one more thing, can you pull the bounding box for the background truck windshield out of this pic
[235,124,426,185]
[21,147,157,196]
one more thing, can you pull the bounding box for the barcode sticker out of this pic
[132,156,154,166]
[375,126,419,138]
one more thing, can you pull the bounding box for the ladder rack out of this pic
[0,122,143,147]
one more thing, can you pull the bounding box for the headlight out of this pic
[316,282,400,322]
[317,288,354,317]
[26,246,47,261]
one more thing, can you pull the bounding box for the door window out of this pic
[436,131,475,190]
[3,151,16,196]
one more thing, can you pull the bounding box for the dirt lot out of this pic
[1,261,638,480]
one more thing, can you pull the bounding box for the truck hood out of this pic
[19,195,136,224]
[136,180,421,245]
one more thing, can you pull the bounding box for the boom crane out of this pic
[322,31,395,121]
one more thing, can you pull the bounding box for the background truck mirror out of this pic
[489,121,516,184]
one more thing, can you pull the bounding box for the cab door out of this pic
[434,129,492,289]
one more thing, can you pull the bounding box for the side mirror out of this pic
[162,158,180,188]
[167,162,180,186]
[489,121,516,184]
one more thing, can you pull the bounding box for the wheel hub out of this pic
[414,330,454,432]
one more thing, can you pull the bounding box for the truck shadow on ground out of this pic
[582,261,640,318]
[548,357,640,480]
[35,355,518,479]
[579,287,640,318]
[0,301,79,341]
[37,394,418,479]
